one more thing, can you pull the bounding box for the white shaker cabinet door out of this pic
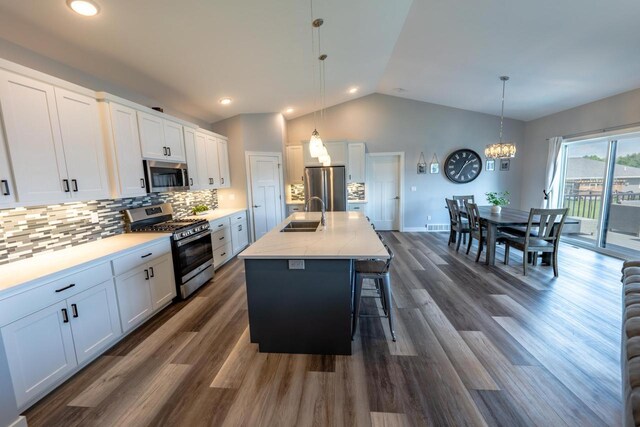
[195,132,212,189]
[149,255,176,310]
[184,127,201,189]
[217,138,230,188]
[137,111,166,160]
[1,301,77,409]
[0,70,69,204]
[163,120,186,162]
[67,280,122,365]
[347,142,366,183]
[286,145,304,184]
[206,136,221,188]
[108,103,147,197]
[114,265,153,333]
[55,88,109,200]
[0,118,15,207]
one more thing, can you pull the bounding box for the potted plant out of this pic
[486,191,510,214]
[191,204,210,215]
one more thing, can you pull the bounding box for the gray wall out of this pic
[212,113,286,210]
[520,87,640,210]
[0,37,211,128]
[286,93,525,228]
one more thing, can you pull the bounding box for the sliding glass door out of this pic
[558,133,640,257]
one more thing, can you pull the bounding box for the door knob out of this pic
[253,205,261,208]
[394,196,400,200]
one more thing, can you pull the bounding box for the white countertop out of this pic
[186,207,246,222]
[0,233,169,297]
[238,212,388,260]
[348,200,367,204]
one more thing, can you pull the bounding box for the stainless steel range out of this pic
[125,203,214,299]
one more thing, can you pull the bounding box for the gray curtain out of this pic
[543,136,563,208]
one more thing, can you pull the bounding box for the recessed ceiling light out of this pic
[219,98,232,105]
[67,0,100,16]
[348,87,358,94]
[285,108,294,114]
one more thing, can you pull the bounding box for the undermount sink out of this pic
[280,220,320,232]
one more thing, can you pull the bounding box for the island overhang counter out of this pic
[238,211,388,355]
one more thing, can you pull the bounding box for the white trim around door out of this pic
[245,151,286,243]
[367,152,404,232]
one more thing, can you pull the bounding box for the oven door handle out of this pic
[176,230,212,247]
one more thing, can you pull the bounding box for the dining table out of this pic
[467,206,578,266]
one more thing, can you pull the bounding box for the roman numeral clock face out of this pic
[444,149,482,184]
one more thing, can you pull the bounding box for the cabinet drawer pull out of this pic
[219,236,225,240]
[140,178,146,188]
[238,225,242,231]
[55,284,76,293]
[220,252,226,257]
[71,304,78,318]
[61,308,69,323]
[221,177,224,184]
[149,266,155,277]
[141,252,153,258]
[218,224,224,228]
[144,269,149,280]
[63,179,70,192]
[163,147,168,156]
[71,179,79,192]
[1,180,9,196]
[167,147,172,156]
[190,178,194,186]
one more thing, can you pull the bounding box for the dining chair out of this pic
[445,198,470,252]
[503,208,569,277]
[464,201,484,262]
[453,195,475,209]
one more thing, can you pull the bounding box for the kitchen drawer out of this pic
[348,203,366,212]
[0,262,112,327]
[287,204,304,216]
[111,239,171,276]
[210,217,230,232]
[213,242,233,268]
[211,227,232,250]
[230,211,247,225]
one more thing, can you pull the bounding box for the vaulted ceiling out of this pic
[0,0,638,123]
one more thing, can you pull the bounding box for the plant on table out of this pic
[191,204,210,215]
[485,191,510,214]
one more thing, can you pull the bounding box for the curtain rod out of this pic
[545,120,640,141]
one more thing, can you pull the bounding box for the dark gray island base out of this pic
[244,258,353,355]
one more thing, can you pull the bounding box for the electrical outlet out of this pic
[288,260,305,270]
[427,215,432,220]
[411,186,417,192]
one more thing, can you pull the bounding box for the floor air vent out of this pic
[426,224,450,232]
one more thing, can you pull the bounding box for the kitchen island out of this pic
[238,211,387,355]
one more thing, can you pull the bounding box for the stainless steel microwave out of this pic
[143,160,189,193]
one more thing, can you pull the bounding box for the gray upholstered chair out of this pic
[445,198,470,252]
[503,208,568,276]
[352,244,395,341]
[622,261,640,426]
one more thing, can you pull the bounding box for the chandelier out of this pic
[485,76,516,159]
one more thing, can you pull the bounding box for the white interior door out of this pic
[368,154,401,230]
[249,154,283,240]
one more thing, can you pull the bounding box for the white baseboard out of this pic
[402,227,428,232]
[8,416,27,427]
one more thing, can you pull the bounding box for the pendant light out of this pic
[485,76,517,159]
[308,0,330,163]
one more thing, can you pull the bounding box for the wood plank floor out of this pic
[24,232,623,426]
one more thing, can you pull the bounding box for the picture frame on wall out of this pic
[430,162,439,174]
[500,159,510,171]
[486,159,495,171]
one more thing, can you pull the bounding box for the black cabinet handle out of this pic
[219,236,225,240]
[72,179,78,192]
[221,177,224,184]
[221,252,226,257]
[149,266,154,278]
[190,178,193,186]
[238,225,243,231]
[140,178,145,188]
[63,179,70,192]
[209,178,213,185]
[141,252,152,258]
[144,269,149,280]
[61,308,69,323]
[163,147,168,156]
[167,147,172,156]
[55,284,76,293]
[71,304,78,318]
[218,223,224,228]
[349,174,351,180]
[1,180,9,196]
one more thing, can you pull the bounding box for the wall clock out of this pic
[444,149,482,184]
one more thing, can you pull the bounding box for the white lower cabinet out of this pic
[231,219,249,255]
[1,278,122,409]
[114,253,176,333]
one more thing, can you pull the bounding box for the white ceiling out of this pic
[0,0,639,123]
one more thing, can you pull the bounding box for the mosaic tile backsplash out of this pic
[0,190,218,265]
[289,184,305,201]
[348,183,366,201]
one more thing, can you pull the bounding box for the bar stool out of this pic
[352,245,396,341]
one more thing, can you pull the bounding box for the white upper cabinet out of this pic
[101,102,147,198]
[137,111,186,162]
[163,120,186,162]
[54,88,109,200]
[206,135,221,188]
[0,69,69,204]
[194,132,213,189]
[347,142,366,183]
[0,117,15,207]
[217,138,230,188]
[183,127,201,189]
[286,145,304,184]
[303,141,348,167]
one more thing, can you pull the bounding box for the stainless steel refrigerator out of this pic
[304,166,347,211]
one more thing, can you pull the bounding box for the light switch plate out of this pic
[411,186,417,192]
[288,260,305,270]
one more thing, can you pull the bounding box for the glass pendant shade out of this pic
[484,143,516,159]
[309,129,324,158]
[319,153,331,166]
